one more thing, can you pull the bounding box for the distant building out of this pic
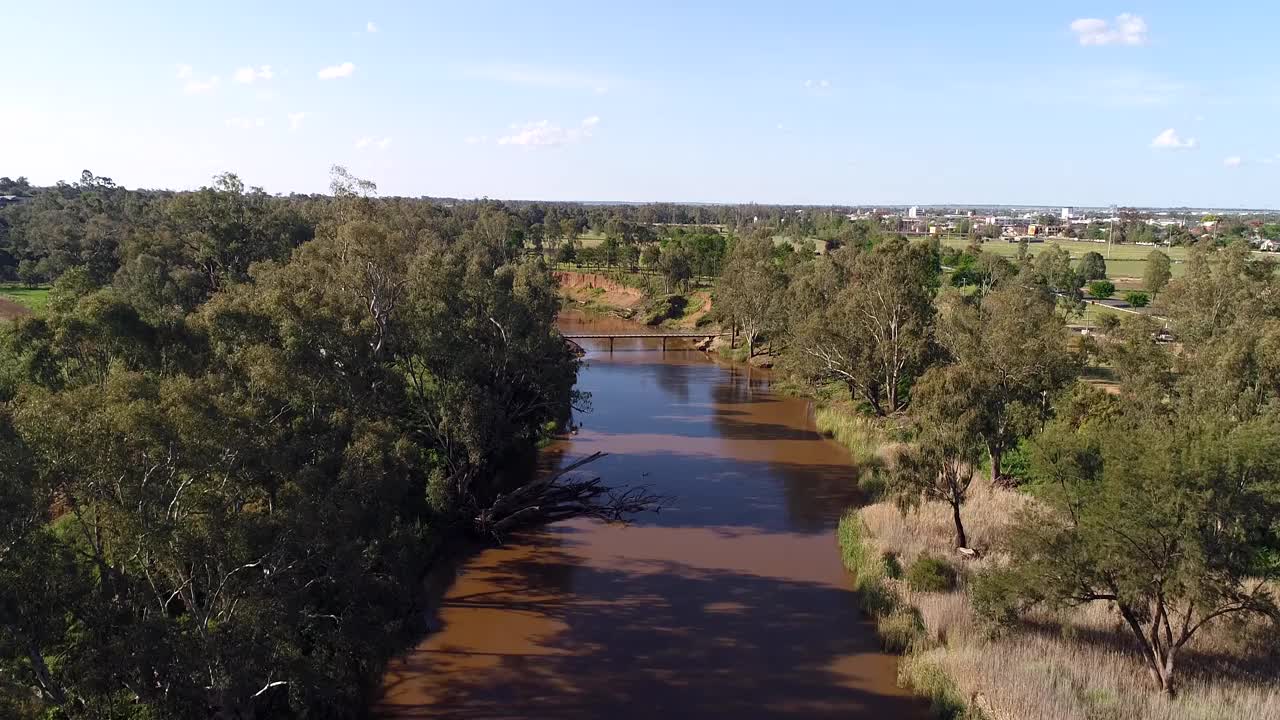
[907,206,919,219]
[0,195,26,207]
[1061,207,1072,221]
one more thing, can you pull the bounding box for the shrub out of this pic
[882,551,903,579]
[879,605,927,652]
[642,294,687,325]
[1000,440,1033,486]
[907,554,958,592]
[1086,279,1115,299]
[1123,290,1149,307]
[857,467,888,500]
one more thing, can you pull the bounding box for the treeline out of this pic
[0,169,585,718]
[0,171,867,289]
[713,234,1280,694]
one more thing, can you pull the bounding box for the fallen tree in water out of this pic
[472,452,667,540]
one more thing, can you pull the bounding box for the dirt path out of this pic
[0,298,33,321]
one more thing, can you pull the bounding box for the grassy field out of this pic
[839,484,1280,720]
[940,237,1189,282]
[569,231,608,248]
[0,285,51,312]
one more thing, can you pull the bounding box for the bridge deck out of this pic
[562,332,725,339]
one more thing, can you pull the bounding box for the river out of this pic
[373,311,927,719]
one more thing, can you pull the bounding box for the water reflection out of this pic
[374,312,925,718]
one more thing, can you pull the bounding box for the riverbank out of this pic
[554,269,715,330]
[837,484,1280,720]
[373,309,930,718]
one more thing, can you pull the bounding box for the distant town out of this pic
[831,204,1280,250]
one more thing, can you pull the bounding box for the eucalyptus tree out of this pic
[715,235,788,356]
[791,238,938,415]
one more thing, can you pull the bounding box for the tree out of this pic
[600,234,620,267]
[1123,290,1149,307]
[659,242,693,292]
[715,236,787,356]
[977,408,1280,695]
[559,218,578,247]
[792,238,938,415]
[556,238,577,265]
[640,244,661,268]
[1087,279,1115,299]
[923,282,1080,483]
[1144,249,1172,299]
[1076,251,1107,282]
[889,375,985,548]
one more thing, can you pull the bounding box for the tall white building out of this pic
[908,206,919,219]
[1061,207,1072,221]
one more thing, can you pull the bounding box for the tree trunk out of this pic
[1117,603,1178,696]
[989,445,1003,485]
[28,641,65,705]
[950,500,968,549]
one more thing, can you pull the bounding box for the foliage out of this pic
[978,407,1280,695]
[1144,249,1172,298]
[642,294,688,326]
[789,238,939,415]
[0,171,581,718]
[1075,251,1107,282]
[1123,290,1149,307]
[1086,279,1115,299]
[714,235,788,356]
[888,380,985,548]
[905,554,958,592]
[922,281,1079,483]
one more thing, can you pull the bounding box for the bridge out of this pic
[561,331,728,351]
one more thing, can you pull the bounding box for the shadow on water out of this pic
[374,312,926,719]
[377,530,926,720]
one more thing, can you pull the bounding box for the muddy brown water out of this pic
[374,311,927,719]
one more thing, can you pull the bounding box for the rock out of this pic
[747,354,774,368]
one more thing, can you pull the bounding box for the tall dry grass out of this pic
[843,483,1280,720]
[814,404,898,467]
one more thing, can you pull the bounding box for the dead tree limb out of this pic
[472,452,669,541]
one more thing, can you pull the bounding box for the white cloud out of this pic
[355,136,392,151]
[226,117,266,130]
[318,62,355,80]
[184,75,220,95]
[233,65,274,84]
[367,21,378,33]
[287,112,307,131]
[1150,128,1197,150]
[803,79,831,89]
[1070,13,1148,46]
[176,64,193,80]
[1224,156,1243,168]
[497,116,601,147]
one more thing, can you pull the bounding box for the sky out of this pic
[2,1,1278,208]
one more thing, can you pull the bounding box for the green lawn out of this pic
[570,231,609,248]
[939,237,1189,282]
[0,285,51,312]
